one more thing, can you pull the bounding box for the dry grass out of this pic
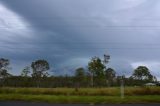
[0,87,160,103]
[0,87,119,96]
[125,87,160,95]
[0,87,160,96]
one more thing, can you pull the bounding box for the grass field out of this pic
[0,87,160,104]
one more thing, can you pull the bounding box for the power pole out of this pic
[103,53,110,86]
[121,75,124,99]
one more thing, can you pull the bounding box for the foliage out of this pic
[31,60,50,78]
[132,66,154,81]
[0,58,11,86]
[75,67,86,87]
[88,57,106,76]
[75,68,85,79]
[0,58,10,78]
[105,68,116,86]
[0,57,158,88]
[0,58,10,70]
[88,57,106,86]
[31,59,50,87]
[21,66,30,77]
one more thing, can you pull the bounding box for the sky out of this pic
[0,0,160,79]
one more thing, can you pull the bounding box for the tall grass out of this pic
[125,87,160,95]
[0,94,160,104]
[0,87,160,96]
[0,87,119,96]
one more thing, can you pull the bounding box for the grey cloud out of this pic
[0,0,160,78]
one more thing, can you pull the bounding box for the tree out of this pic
[0,58,10,70]
[0,58,10,78]
[21,66,30,77]
[132,66,154,82]
[0,69,10,78]
[75,67,86,88]
[0,58,11,86]
[31,59,50,87]
[20,66,31,87]
[105,68,116,86]
[88,57,106,86]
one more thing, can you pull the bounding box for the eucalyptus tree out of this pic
[88,57,106,86]
[31,59,50,87]
[0,58,11,86]
[105,68,116,86]
[132,66,155,82]
[75,67,86,87]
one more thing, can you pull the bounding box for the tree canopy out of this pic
[21,66,30,77]
[132,66,154,81]
[0,58,10,79]
[88,57,106,76]
[31,59,50,78]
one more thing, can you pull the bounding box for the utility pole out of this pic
[103,53,110,86]
[120,75,125,99]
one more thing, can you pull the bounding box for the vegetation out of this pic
[1,94,160,104]
[0,87,160,103]
[132,66,156,81]
[0,55,159,103]
[105,68,116,87]
[21,66,30,77]
[31,60,50,87]
[0,56,158,87]
[0,87,160,96]
[75,67,86,89]
[0,58,11,78]
[88,57,106,87]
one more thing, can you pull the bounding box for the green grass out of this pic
[0,87,160,104]
[0,94,160,104]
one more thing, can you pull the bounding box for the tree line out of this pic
[0,56,158,88]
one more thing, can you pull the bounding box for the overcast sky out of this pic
[0,0,160,79]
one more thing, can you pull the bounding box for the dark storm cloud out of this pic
[1,0,160,79]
